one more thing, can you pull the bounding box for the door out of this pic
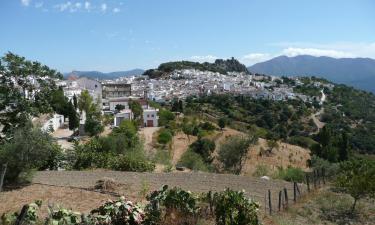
[147,120,154,127]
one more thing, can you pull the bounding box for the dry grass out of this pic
[0,184,119,216]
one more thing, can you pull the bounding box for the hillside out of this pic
[143,57,249,79]
[248,55,375,93]
[64,69,144,80]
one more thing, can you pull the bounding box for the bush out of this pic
[276,167,305,182]
[178,150,209,171]
[213,189,260,225]
[111,154,155,172]
[199,122,216,131]
[146,185,199,225]
[157,129,173,144]
[189,138,216,163]
[0,126,63,184]
[218,134,258,174]
[288,136,318,148]
[158,109,175,126]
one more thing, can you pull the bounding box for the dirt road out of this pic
[139,127,160,154]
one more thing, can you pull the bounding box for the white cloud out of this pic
[190,55,218,63]
[113,7,120,13]
[84,1,90,10]
[75,2,82,9]
[56,1,72,12]
[282,47,354,58]
[21,0,31,6]
[241,53,273,65]
[101,3,107,12]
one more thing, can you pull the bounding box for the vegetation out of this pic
[3,186,260,225]
[157,128,173,145]
[69,120,154,172]
[178,150,209,171]
[143,58,249,78]
[275,167,305,183]
[213,189,260,225]
[189,138,216,163]
[0,124,62,184]
[0,52,62,139]
[218,134,258,174]
[334,158,375,213]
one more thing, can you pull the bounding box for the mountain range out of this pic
[64,69,145,80]
[248,55,375,93]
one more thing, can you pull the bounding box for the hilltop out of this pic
[143,57,249,78]
[248,55,375,93]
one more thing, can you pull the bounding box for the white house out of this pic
[114,109,134,127]
[33,113,64,133]
[143,108,159,127]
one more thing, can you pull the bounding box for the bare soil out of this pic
[171,132,197,165]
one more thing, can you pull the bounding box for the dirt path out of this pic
[171,132,197,164]
[51,127,74,150]
[139,127,160,154]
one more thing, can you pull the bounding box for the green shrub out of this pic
[178,150,208,171]
[146,185,198,225]
[288,136,318,148]
[111,154,155,172]
[199,122,216,131]
[0,126,63,184]
[189,138,216,163]
[157,129,173,144]
[276,167,305,182]
[213,189,260,225]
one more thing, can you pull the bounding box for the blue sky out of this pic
[0,0,374,72]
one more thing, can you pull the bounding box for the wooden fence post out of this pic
[283,188,288,208]
[296,182,301,196]
[313,170,317,189]
[268,190,272,215]
[293,182,297,203]
[278,190,282,211]
[0,163,7,192]
[306,173,310,192]
[15,205,29,225]
[322,168,326,185]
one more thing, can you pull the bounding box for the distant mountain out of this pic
[64,69,145,80]
[248,55,375,93]
[143,58,249,79]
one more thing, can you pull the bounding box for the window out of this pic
[151,114,154,117]
[147,114,150,117]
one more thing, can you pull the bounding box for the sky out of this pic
[0,0,374,72]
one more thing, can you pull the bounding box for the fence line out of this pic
[263,168,326,215]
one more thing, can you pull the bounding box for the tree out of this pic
[182,122,194,141]
[218,117,226,130]
[67,101,79,131]
[73,94,78,109]
[0,52,62,138]
[218,134,258,174]
[159,109,175,126]
[129,100,143,126]
[0,125,62,184]
[84,116,104,137]
[338,132,350,161]
[266,139,279,155]
[190,138,216,163]
[115,104,125,111]
[50,87,70,117]
[335,159,375,214]
[78,90,93,113]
